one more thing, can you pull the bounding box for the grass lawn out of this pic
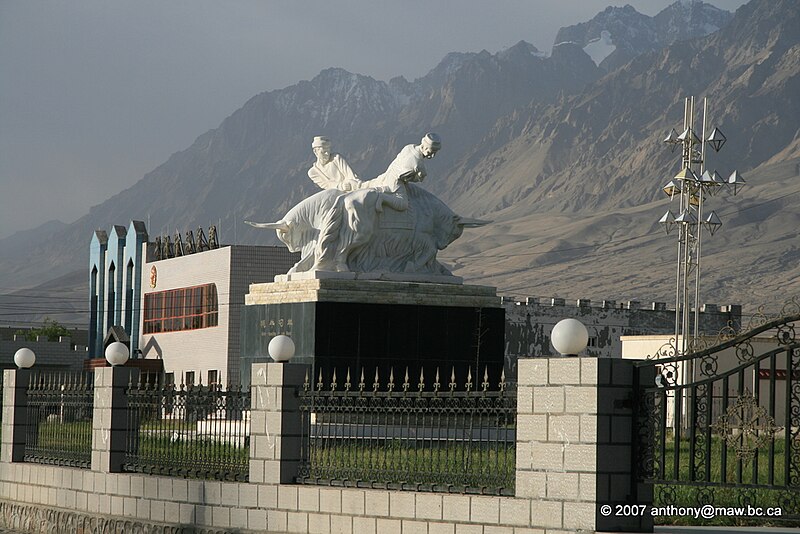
[653,433,799,526]
[301,439,516,493]
[25,420,92,466]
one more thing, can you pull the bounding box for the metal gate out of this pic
[633,302,800,521]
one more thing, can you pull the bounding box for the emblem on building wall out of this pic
[149,266,158,288]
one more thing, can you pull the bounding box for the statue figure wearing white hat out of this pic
[307,136,362,192]
[246,133,488,278]
[313,133,444,270]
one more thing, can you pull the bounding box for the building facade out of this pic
[88,221,149,359]
[88,221,299,385]
[138,244,298,386]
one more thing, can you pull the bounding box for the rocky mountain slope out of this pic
[2,0,798,327]
[443,0,800,309]
[555,0,733,70]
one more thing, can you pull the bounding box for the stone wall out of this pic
[0,335,86,371]
[0,362,652,533]
[503,298,741,374]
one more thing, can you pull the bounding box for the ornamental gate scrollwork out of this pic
[634,299,800,520]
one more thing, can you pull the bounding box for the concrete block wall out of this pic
[92,367,139,473]
[515,358,653,533]
[249,363,306,485]
[1,369,29,463]
[0,361,652,533]
[0,470,562,533]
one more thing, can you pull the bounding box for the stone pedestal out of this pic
[240,279,504,388]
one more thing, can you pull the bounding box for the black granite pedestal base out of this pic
[240,300,505,390]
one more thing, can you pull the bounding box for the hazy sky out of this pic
[0,0,748,240]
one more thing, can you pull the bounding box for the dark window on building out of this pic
[125,260,134,332]
[208,369,219,389]
[143,283,219,334]
[107,262,116,330]
[185,371,195,387]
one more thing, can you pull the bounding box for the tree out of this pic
[15,318,71,342]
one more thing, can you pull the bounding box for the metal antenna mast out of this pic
[660,96,744,356]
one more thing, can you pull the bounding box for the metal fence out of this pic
[24,371,94,468]
[634,309,800,519]
[297,366,516,495]
[123,377,251,481]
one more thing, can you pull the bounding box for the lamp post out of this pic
[268,335,295,362]
[551,318,589,357]
[13,348,36,369]
[105,341,130,366]
[660,96,743,357]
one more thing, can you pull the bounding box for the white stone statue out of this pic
[307,136,362,191]
[246,134,488,282]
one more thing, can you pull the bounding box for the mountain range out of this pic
[2,0,798,327]
[555,1,733,71]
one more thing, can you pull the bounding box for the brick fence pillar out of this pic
[516,357,654,532]
[92,366,139,473]
[1,369,31,463]
[249,362,307,484]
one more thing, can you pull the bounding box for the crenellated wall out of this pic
[502,297,741,377]
[0,335,86,371]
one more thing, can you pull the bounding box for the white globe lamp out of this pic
[105,341,130,366]
[14,348,36,369]
[551,318,589,356]
[268,335,295,362]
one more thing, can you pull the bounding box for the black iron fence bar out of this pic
[23,371,94,469]
[123,377,250,481]
[635,312,800,368]
[784,348,793,487]
[659,388,667,481]
[736,367,745,485]
[720,375,729,484]
[649,480,799,490]
[297,366,516,496]
[689,386,696,481]
[753,358,761,486]
[769,351,777,486]
[704,380,712,483]
[638,344,799,491]
[673,388,682,481]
